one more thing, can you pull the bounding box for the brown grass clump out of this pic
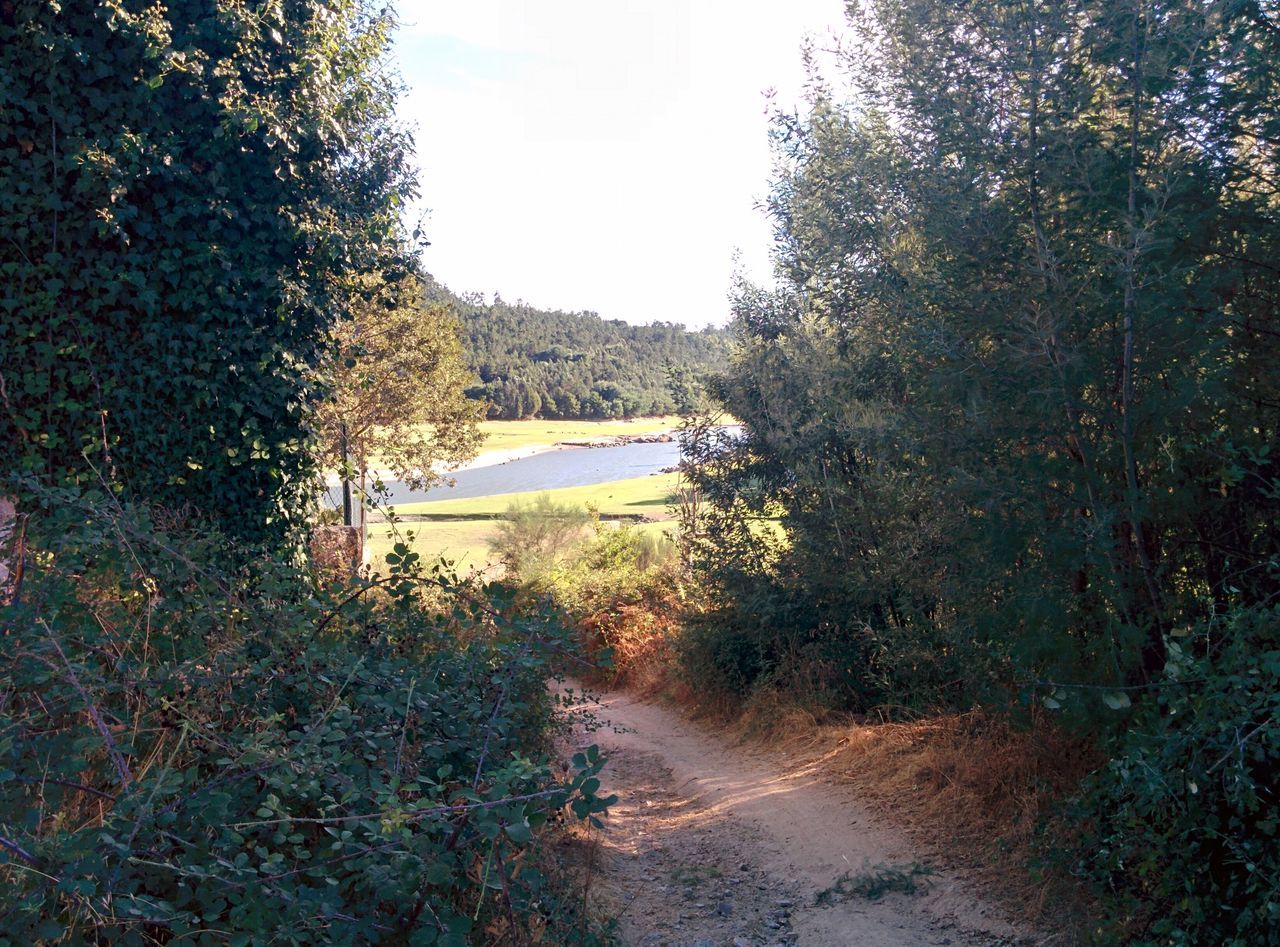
[822,708,1100,936]
[735,685,828,740]
[578,600,680,696]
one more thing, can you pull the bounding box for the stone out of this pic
[308,524,362,577]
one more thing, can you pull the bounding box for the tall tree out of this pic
[0,0,415,543]
[688,0,1280,705]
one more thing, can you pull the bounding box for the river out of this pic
[332,439,684,508]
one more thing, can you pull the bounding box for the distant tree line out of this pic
[425,280,730,419]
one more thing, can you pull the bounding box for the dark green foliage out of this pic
[0,0,415,544]
[686,0,1280,712]
[1067,607,1280,946]
[678,2,1280,938]
[427,281,730,419]
[0,490,614,944]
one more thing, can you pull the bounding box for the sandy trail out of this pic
[571,687,1031,947]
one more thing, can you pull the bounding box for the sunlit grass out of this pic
[367,473,684,573]
[470,416,683,453]
[393,472,682,520]
[367,520,497,575]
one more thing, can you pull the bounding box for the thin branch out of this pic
[1205,716,1273,776]
[13,776,117,802]
[0,834,42,869]
[39,618,133,789]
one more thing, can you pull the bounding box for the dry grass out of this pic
[578,601,680,696]
[830,709,1094,847]
[737,698,1102,941]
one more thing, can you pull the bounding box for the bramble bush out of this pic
[1066,607,1280,946]
[0,487,615,945]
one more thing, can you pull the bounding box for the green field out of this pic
[368,471,683,572]
[395,471,680,519]
[470,416,682,453]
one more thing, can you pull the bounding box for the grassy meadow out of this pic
[370,474,680,572]
[365,419,685,571]
[466,416,682,453]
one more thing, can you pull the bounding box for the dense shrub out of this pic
[0,489,613,944]
[488,495,593,582]
[0,0,415,544]
[497,517,681,691]
[1067,608,1280,946]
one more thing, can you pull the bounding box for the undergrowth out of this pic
[0,486,616,945]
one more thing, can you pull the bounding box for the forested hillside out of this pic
[427,280,730,419]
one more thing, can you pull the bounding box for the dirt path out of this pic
[570,687,1033,947]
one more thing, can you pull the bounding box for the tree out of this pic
[488,494,592,581]
[0,0,415,543]
[314,274,484,507]
[688,0,1280,706]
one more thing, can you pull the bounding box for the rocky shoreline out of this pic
[557,432,676,449]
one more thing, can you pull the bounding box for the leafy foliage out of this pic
[1067,608,1280,945]
[676,2,1280,939]
[0,489,615,944]
[0,0,415,543]
[315,273,485,492]
[429,281,730,419]
[684,0,1280,713]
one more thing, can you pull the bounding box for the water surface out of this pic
[331,439,682,508]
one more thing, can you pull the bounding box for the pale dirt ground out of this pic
[565,687,1038,947]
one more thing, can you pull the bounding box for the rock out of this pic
[733,938,752,947]
[717,900,734,917]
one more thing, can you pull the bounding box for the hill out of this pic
[426,279,729,419]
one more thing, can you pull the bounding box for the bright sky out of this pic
[391,1,848,328]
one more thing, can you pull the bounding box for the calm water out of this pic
[332,439,683,509]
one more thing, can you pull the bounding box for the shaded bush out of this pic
[1066,607,1280,946]
[0,489,613,944]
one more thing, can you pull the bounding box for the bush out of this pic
[488,494,592,581]
[1067,607,1280,946]
[0,489,614,945]
[514,522,681,690]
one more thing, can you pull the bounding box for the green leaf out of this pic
[1102,692,1132,711]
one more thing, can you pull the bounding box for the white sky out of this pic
[391,0,848,328]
